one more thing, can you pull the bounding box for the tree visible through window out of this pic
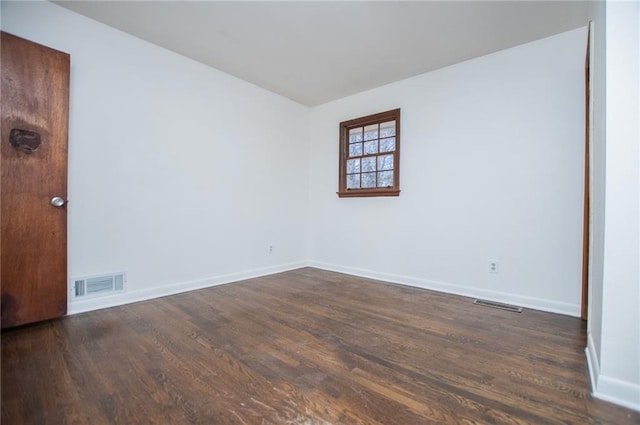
[338,108,400,198]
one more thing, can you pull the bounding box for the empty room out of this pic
[1,1,638,424]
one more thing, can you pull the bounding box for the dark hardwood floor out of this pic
[2,267,638,424]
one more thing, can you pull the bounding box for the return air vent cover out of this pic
[71,273,126,300]
[473,298,523,313]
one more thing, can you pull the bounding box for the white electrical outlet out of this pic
[269,245,274,254]
[489,260,498,274]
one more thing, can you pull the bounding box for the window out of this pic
[338,108,400,198]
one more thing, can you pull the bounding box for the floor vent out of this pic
[473,299,523,313]
[72,273,126,300]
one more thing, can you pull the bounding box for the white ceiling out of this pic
[54,1,589,106]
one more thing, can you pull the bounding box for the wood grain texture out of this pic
[581,28,591,321]
[1,31,70,328]
[2,268,638,424]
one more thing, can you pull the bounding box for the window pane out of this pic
[378,171,393,188]
[378,154,393,171]
[349,127,363,143]
[362,157,376,172]
[364,140,378,155]
[347,174,360,189]
[347,159,360,174]
[362,172,376,188]
[379,120,396,137]
[380,137,395,153]
[349,142,362,157]
[364,124,378,141]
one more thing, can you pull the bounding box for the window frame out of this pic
[337,108,401,198]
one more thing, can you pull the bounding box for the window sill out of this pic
[337,189,400,198]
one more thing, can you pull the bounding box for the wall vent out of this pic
[473,299,523,313]
[71,273,126,300]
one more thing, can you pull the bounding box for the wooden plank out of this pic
[2,268,638,424]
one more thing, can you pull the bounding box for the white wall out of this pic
[308,27,588,317]
[586,0,640,411]
[1,1,310,312]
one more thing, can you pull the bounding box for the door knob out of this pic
[50,196,66,208]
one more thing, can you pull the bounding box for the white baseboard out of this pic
[586,335,640,412]
[67,261,307,315]
[585,332,600,392]
[308,261,580,317]
[69,259,580,318]
[593,375,640,412]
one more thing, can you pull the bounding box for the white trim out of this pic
[593,376,640,412]
[585,332,600,392]
[67,261,307,315]
[586,19,595,335]
[309,261,580,317]
[585,328,640,412]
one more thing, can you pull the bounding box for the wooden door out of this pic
[1,32,70,328]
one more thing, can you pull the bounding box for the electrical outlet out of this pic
[489,260,498,274]
[269,245,273,254]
